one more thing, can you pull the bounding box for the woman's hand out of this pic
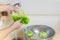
[0,4,22,40]
[11,20,22,30]
[0,4,22,28]
[0,20,22,40]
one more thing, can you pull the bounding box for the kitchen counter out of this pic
[52,32,60,40]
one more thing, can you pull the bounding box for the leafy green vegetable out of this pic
[20,17,30,24]
[11,11,20,21]
[17,10,30,24]
[39,32,48,39]
[26,30,34,37]
[11,10,30,24]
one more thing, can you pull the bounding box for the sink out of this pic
[23,25,55,40]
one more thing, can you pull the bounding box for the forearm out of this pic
[0,26,16,40]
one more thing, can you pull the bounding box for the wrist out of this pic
[10,25,16,31]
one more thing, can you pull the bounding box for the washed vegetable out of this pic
[26,30,34,37]
[11,11,20,21]
[20,17,30,24]
[11,10,30,24]
[39,32,48,39]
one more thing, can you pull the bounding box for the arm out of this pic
[0,4,21,40]
[0,20,22,40]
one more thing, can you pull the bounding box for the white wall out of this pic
[21,0,60,14]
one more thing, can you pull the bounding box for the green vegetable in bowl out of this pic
[39,32,48,39]
[26,30,34,37]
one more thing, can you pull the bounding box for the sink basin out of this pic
[23,25,55,40]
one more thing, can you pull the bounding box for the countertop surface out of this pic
[52,32,60,40]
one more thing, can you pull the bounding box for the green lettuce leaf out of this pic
[11,10,30,24]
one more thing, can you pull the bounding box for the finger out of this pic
[15,20,20,23]
[6,9,11,15]
[15,20,22,25]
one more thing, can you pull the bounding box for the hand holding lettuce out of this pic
[11,10,30,24]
